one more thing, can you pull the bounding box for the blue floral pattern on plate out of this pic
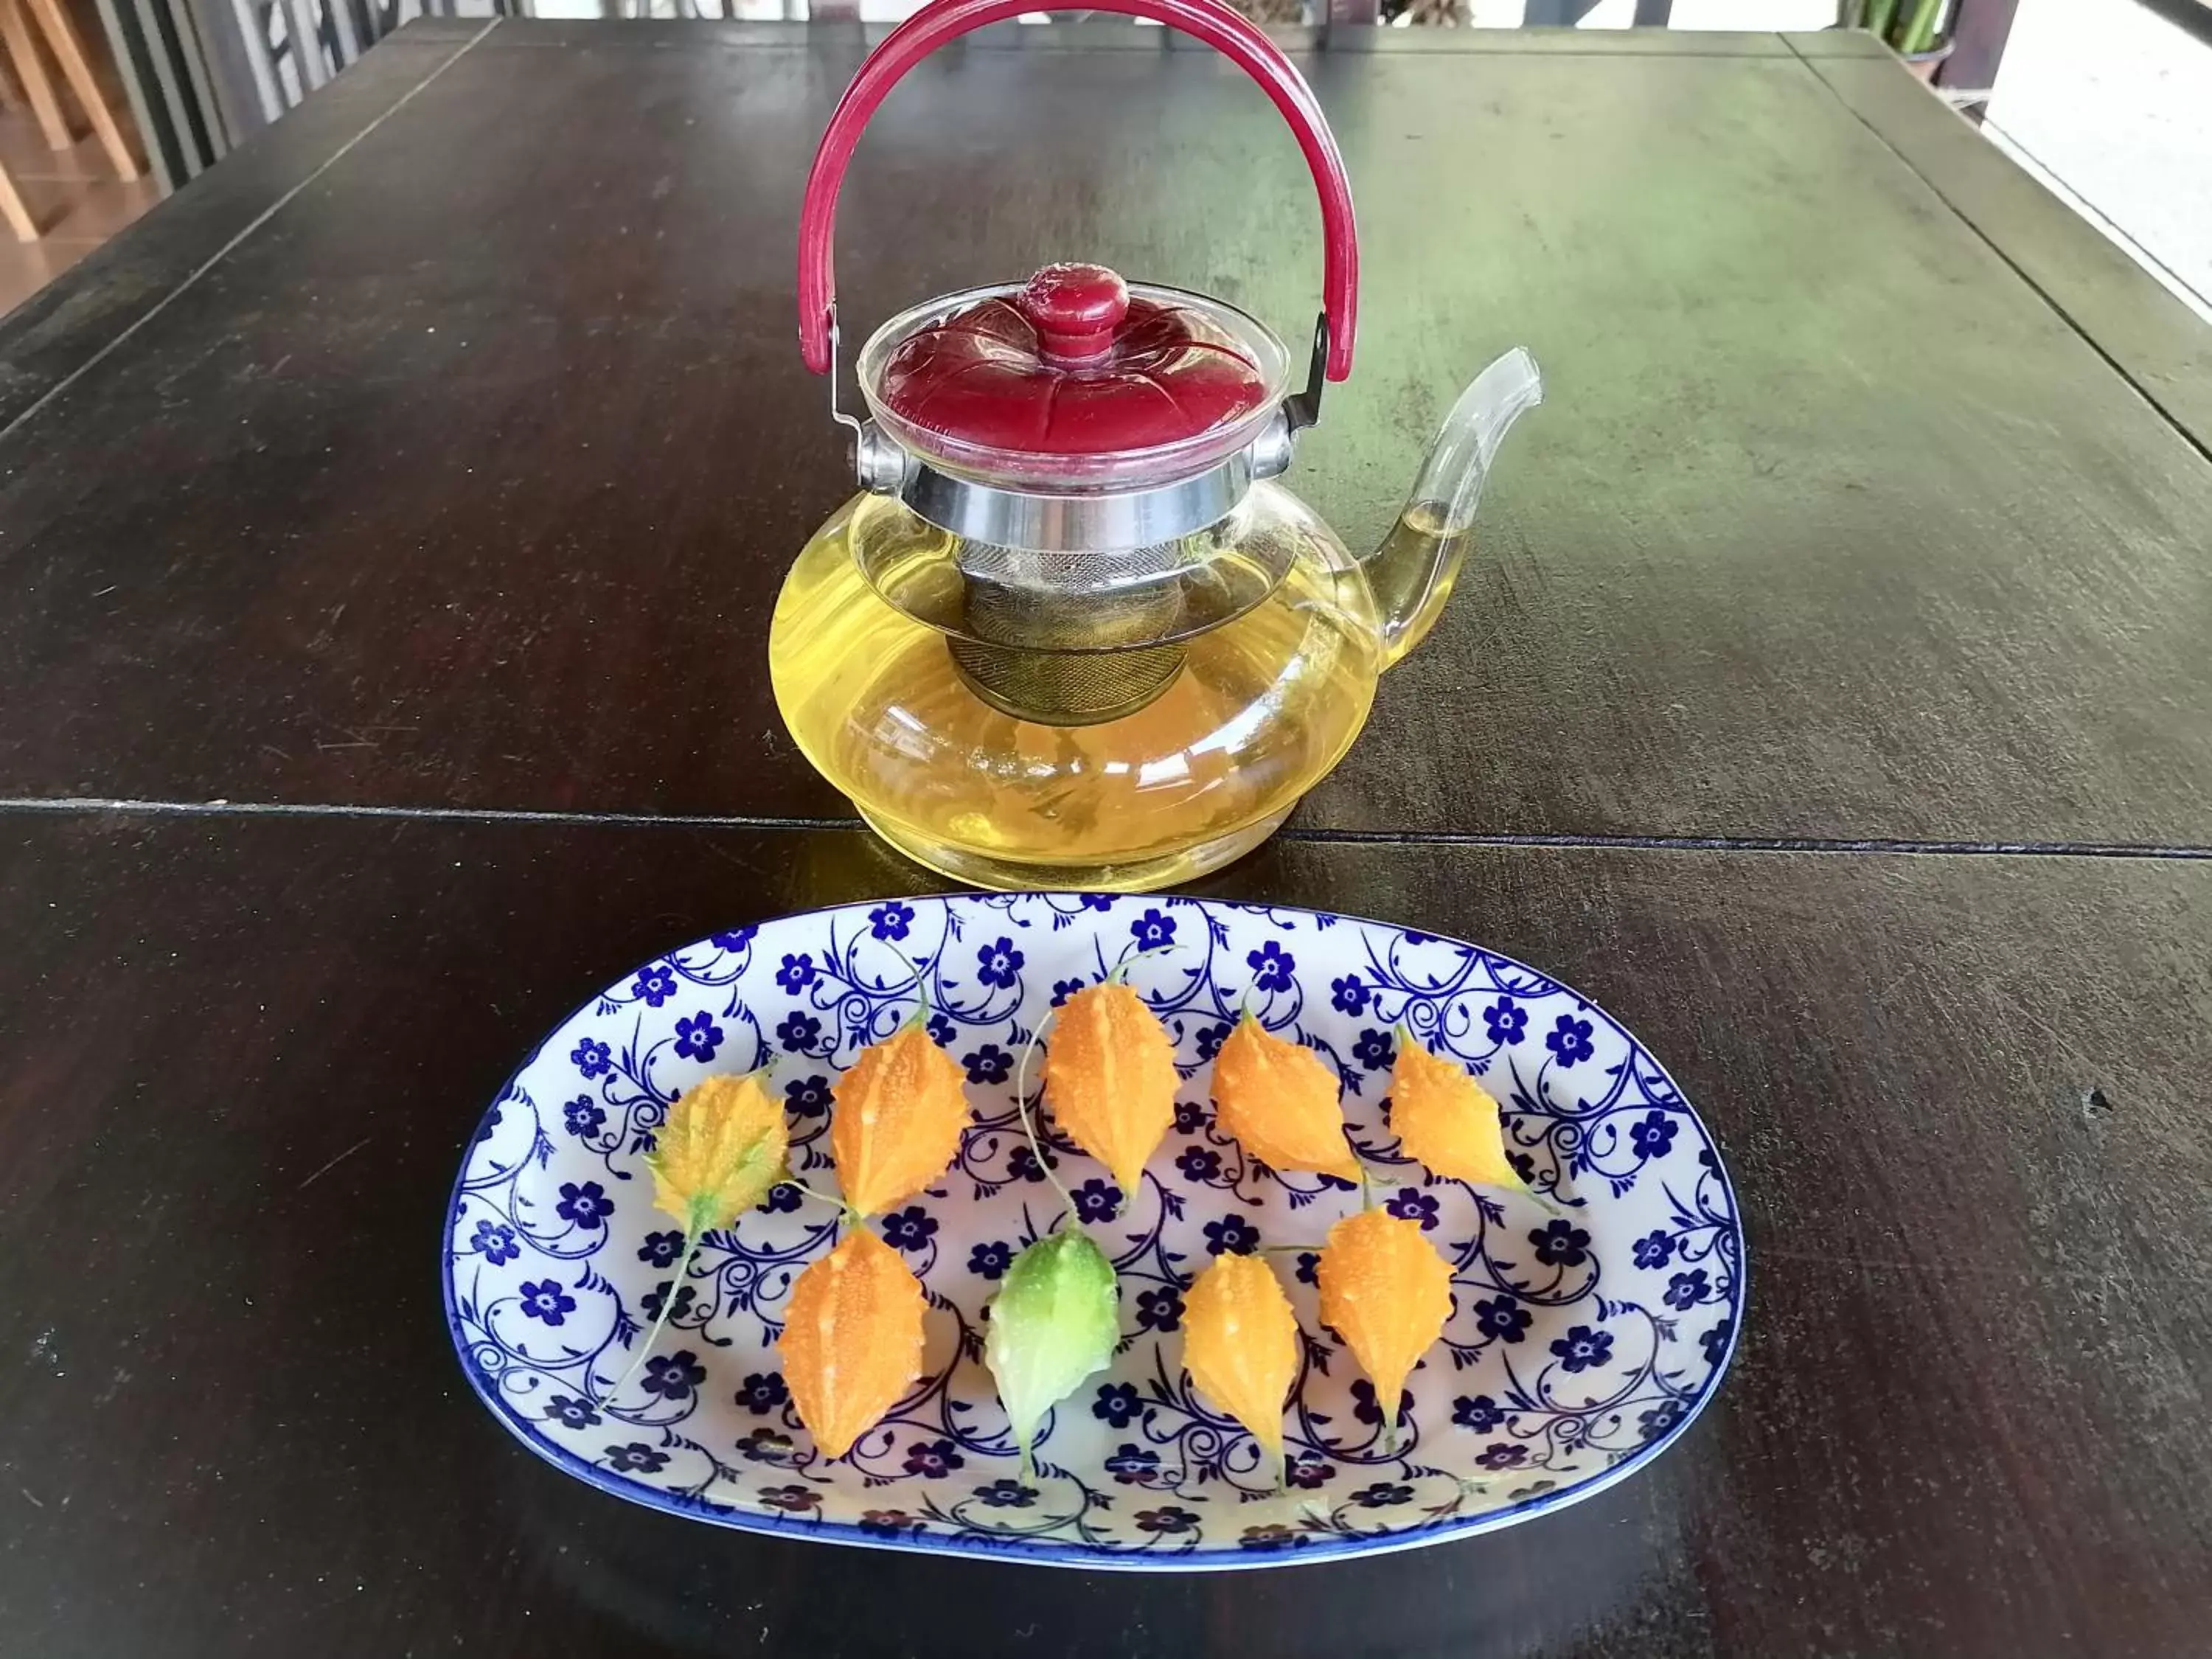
[443,894,1745,1570]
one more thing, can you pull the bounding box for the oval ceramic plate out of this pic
[445,894,1743,1569]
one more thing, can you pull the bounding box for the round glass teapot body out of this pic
[769,482,1381,891]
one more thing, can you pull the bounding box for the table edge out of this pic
[1787,41,2212,460]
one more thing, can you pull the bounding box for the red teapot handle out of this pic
[796,0,1358,383]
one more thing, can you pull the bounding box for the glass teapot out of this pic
[771,0,1540,893]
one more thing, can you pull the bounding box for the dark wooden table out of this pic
[1,19,2208,1658]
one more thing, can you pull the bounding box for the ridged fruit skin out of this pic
[830,1023,971,1217]
[1317,1208,1451,1430]
[1182,1251,1301,1478]
[1044,981,1179,1200]
[1210,1015,1361,1181]
[779,1228,927,1460]
[1389,1040,1524,1189]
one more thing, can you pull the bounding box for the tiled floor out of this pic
[0,107,159,316]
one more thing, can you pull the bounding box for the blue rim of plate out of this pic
[440,894,1747,1570]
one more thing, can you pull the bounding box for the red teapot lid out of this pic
[870,263,1276,458]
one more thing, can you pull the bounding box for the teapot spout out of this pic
[1364,348,1543,669]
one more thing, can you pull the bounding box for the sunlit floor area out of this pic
[1983,0,2212,319]
[0,109,158,316]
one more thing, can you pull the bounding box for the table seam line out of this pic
[1782,35,2212,470]
[1983,119,2212,319]
[0,795,2205,860]
[0,17,503,450]
[1289,829,2212,859]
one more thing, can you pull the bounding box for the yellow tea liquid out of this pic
[769,489,1382,891]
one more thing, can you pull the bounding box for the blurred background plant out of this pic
[1843,0,1954,57]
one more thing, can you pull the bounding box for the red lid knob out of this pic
[1021,264,1129,365]
[873,278,1273,457]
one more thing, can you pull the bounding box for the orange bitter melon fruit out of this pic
[1182,1251,1301,1484]
[1389,1037,1528,1191]
[830,1022,970,1217]
[778,1226,926,1460]
[1043,981,1178,1201]
[1209,1015,1361,1181]
[1316,1208,1451,1435]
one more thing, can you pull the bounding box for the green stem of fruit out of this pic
[777,1174,858,1220]
[1012,1016,1082,1227]
[595,1224,701,1408]
[876,939,933,1030]
[1105,942,1179,984]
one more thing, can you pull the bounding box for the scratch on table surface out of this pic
[1868,959,1927,1012]
[296,1135,372,1192]
[18,1486,42,1509]
[698,841,771,880]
